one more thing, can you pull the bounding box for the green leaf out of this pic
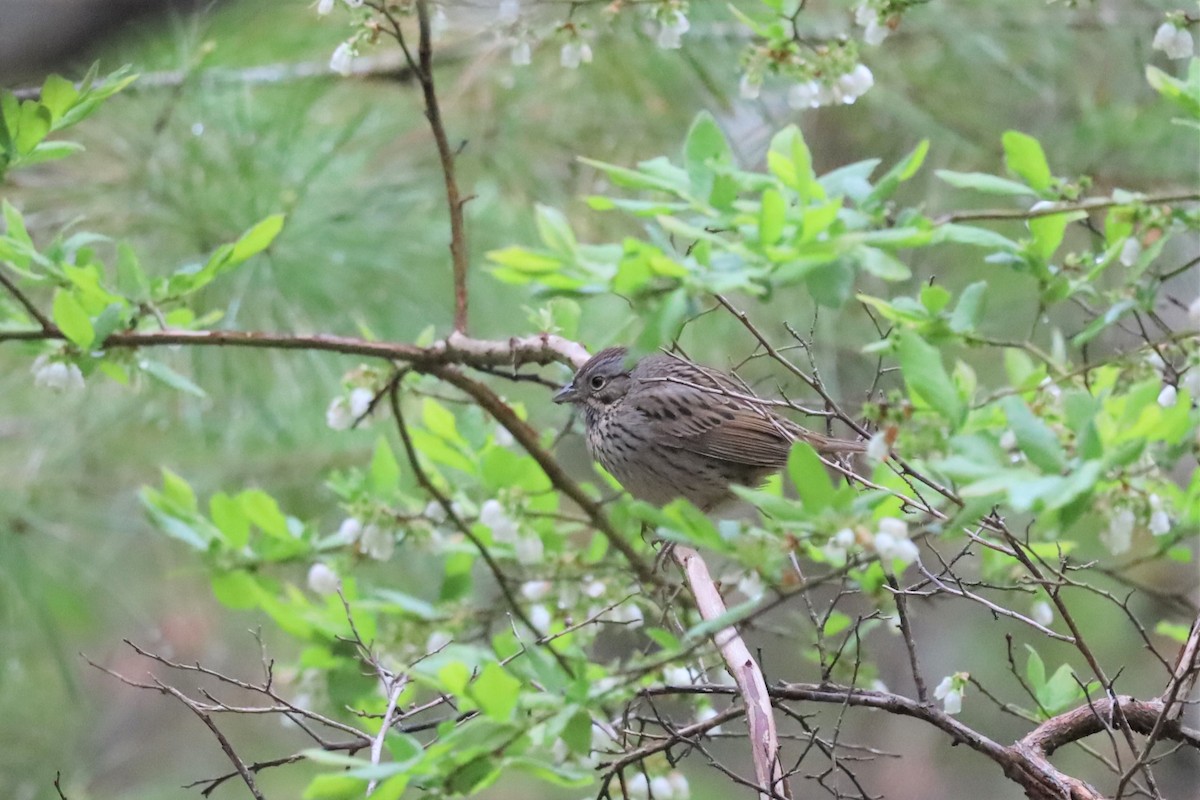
[684,596,761,642]
[856,246,912,280]
[2,199,31,246]
[437,660,473,697]
[1072,299,1135,346]
[819,158,880,201]
[369,775,410,800]
[303,774,366,800]
[560,708,594,755]
[579,156,686,194]
[39,75,79,122]
[683,111,733,198]
[535,204,577,254]
[787,441,835,512]
[229,213,285,264]
[471,661,522,721]
[423,398,464,443]
[1002,131,1054,191]
[949,281,988,333]
[15,101,52,155]
[1024,644,1046,689]
[116,243,149,300]
[510,756,594,788]
[805,258,855,308]
[548,297,581,338]
[932,224,1021,251]
[935,170,1038,197]
[184,215,286,294]
[868,138,930,203]
[160,467,197,513]
[21,140,84,166]
[799,199,842,242]
[486,246,562,274]
[210,492,250,549]
[211,570,261,610]
[768,126,823,202]
[895,330,964,426]
[139,359,207,397]
[240,489,290,539]
[52,290,94,349]
[920,285,952,314]
[1028,211,1085,261]
[759,187,785,245]
[1000,396,1067,473]
[371,589,440,621]
[369,437,401,494]
[1155,621,1192,643]
[1038,663,1084,715]
[1146,64,1200,119]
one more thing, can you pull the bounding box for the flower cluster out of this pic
[31,354,84,392]
[854,3,891,47]
[656,8,691,50]
[873,517,918,566]
[824,517,919,568]
[560,38,594,70]
[331,515,396,561]
[325,386,374,430]
[787,64,875,109]
[306,562,341,595]
[934,672,968,714]
[316,0,363,15]
[624,771,691,799]
[480,498,543,564]
[1152,20,1195,60]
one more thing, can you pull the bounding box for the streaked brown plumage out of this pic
[553,347,863,511]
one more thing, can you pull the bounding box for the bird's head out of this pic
[553,347,633,410]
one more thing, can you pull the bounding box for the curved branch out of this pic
[0,270,55,331]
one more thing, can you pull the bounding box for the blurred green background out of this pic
[1,1,1196,798]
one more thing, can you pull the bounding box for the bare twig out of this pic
[932,191,1200,225]
[0,269,55,331]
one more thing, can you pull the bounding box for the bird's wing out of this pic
[629,365,795,468]
[630,357,863,466]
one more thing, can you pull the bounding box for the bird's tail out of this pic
[779,420,867,454]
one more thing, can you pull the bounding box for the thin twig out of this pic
[932,191,1200,225]
[0,269,55,331]
[400,0,470,333]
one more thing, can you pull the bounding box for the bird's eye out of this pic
[589,375,607,390]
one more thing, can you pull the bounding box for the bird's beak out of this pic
[553,381,579,404]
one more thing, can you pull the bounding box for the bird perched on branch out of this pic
[553,347,864,511]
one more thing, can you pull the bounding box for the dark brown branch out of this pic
[884,572,928,704]
[408,0,470,334]
[0,269,55,331]
[598,705,745,778]
[387,377,575,676]
[0,327,587,369]
[1019,696,1200,758]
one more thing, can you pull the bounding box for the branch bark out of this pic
[412,0,469,333]
[674,545,790,800]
